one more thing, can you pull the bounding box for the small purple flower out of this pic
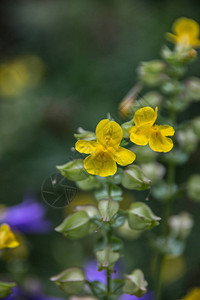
[118,291,155,300]
[84,260,121,285]
[0,196,52,234]
[5,287,63,300]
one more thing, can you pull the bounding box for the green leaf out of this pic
[0,282,16,299]
[94,184,123,201]
[94,236,123,253]
[98,199,119,222]
[123,269,147,297]
[122,165,151,190]
[55,211,90,239]
[88,281,106,299]
[57,159,89,181]
[121,120,134,138]
[50,267,86,295]
[111,211,126,229]
[128,202,161,230]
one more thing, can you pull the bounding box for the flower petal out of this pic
[0,223,19,250]
[129,126,149,146]
[84,151,117,177]
[114,147,136,166]
[134,107,158,127]
[173,18,199,39]
[156,125,175,136]
[75,140,98,154]
[149,131,173,152]
[96,119,123,148]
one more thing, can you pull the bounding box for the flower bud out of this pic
[55,211,90,239]
[98,200,119,222]
[123,269,147,297]
[121,165,151,191]
[128,202,161,230]
[50,268,86,295]
[141,162,165,184]
[74,127,96,141]
[117,220,141,240]
[187,174,200,202]
[168,212,194,239]
[57,159,89,181]
[95,248,120,271]
[138,60,166,86]
[0,282,16,298]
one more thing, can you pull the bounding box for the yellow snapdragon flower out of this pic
[129,107,175,152]
[75,119,136,177]
[181,288,200,300]
[0,223,19,250]
[166,17,200,48]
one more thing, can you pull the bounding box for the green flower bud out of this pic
[50,268,86,295]
[98,199,119,222]
[187,174,200,202]
[121,165,151,191]
[76,176,100,191]
[141,162,165,184]
[55,211,90,239]
[74,127,96,141]
[0,282,16,299]
[57,159,89,181]
[123,269,147,297]
[128,202,161,230]
[176,128,198,153]
[117,220,141,240]
[168,212,194,239]
[138,60,166,86]
[95,248,120,271]
[121,120,134,138]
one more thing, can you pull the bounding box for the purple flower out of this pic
[84,260,154,300]
[5,287,63,300]
[118,291,155,300]
[0,196,52,234]
[84,260,121,285]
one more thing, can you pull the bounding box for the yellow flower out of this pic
[181,288,200,300]
[166,17,200,48]
[0,223,19,250]
[75,119,136,177]
[129,107,175,153]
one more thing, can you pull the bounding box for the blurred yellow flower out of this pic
[75,119,136,177]
[0,223,19,250]
[181,288,200,300]
[166,17,200,48]
[0,55,44,97]
[130,107,175,152]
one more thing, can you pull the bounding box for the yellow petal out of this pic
[182,288,200,300]
[134,107,158,127]
[166,32,178,44]
[84,150,117,177]
[114,146,136,166]
[155,125,175,136]
[75,140,98,154]
[173,18,199,39]
[129,126,149,146]
[149,130,173,152]
[96,119,123,148]
[0,223,19,250]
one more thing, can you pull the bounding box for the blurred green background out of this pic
[0,1,200,299]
